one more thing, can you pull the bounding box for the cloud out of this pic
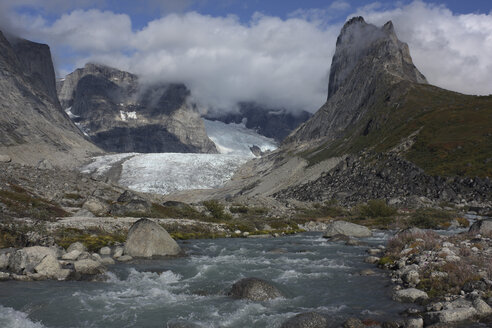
[1,0,492,115]
[354,0,492,96]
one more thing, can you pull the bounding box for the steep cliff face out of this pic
[0,31,101,167]
[58,63,217,153]
[287,17,427,144]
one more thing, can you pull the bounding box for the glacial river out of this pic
[0,233,409,327]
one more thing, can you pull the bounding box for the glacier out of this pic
[81,120,277,194]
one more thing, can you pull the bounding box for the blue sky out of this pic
[1,0,491,112]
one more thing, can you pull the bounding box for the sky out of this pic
[0,0,491,114]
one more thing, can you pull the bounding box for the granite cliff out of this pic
[58,63,217,153]
[0,31,101,167]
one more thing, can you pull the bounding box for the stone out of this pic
[37,159,53,170]
[100,257,115,265]
[99,247,111,256]
[367,248,381,255]
[0,272,10,280]
[405,317,423,328]
[342,317,364,328]
[323,221,372,238]
[0,250,11,270]
[113,246,124,258]
[8,246,59,274]
[72,208,95,217]
[473,298,492,316]
[424,308,477,325]
[364,256,380,264]
[469,219,492,237]
[360,269,376,276]
[280,312,328,328]
[110,190,151,216]
[62,250,81,261]
[116,255,133,262]
[393,288,428,303]
[67,242,87,253]
[124,219,181,258]
[229,277,283,301]
[74,259,106,275]
[34,255,70,280]
[0,154,11,163]
[82,197,109,216]
[402,270,420,285]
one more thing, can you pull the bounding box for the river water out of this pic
[0,232,409,328]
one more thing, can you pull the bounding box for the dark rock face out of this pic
[229,277,283,301]
[469,220,492,236]
[287,17,427,144]
[280,312,328,328]
[274,152,492,209]
[206,102,311,142]
[58,63,217,154]
[0,31,100,166]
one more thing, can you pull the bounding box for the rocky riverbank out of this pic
[373,219,492,327]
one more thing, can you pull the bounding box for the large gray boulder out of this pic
[124,219,181,257]
[323,221,372,238]
[229,277,283,301]
[8,246,59,274]
[469,219,492,236]
[280,312,328,328]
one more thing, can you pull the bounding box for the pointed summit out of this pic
[327,17,427,99]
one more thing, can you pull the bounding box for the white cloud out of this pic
[2,0,492,115]
[354,1,492,95]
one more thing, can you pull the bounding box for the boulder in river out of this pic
[74,259,106,275]
[229,277,283,301]
[323,221,372,238]
[124,218,181,257]
[280,312,328,328]
[469,219,492,236]
[8,246,59,274]
[34,254,70,280]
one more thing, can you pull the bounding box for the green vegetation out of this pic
[0,184,68,220]
[202,200,232,221]
[299,82,492,177]
[54,227,126,252]
[408,208,460,229]
[357,199,397,218]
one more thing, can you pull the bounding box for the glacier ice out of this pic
[80,120,277,194]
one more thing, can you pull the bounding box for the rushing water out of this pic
[0,233,410,328]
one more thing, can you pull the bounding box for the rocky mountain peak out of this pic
[328,16,427,99]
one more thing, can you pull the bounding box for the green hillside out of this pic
[300,82,492,177]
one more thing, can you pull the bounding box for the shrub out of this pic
[202,200,232,221]
[408,208,458,229]
[386,230,440,256]
[357,199,397,218]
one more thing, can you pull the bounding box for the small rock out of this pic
[116,255,133,262]
[393,288,428,303]
[364,256,380,264]
[62,250,81,261]
[402,270,420,285]
[229,277,283,301]
[473,298,492,316]
[469,219,492,236]
[405,317,423,328]
[280,312,328,328]
[99,247,111,256]
[113,247,124,258]
[67,242,87,253]
[82,197,109,216]
[342,317,364,328]
[360,269,376,276]
[0,155,11,163]
[424,308,477,325]
[367,248,381,255]
[100,257,115,265]
[74,259,106,275]
[0,272,10,280]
